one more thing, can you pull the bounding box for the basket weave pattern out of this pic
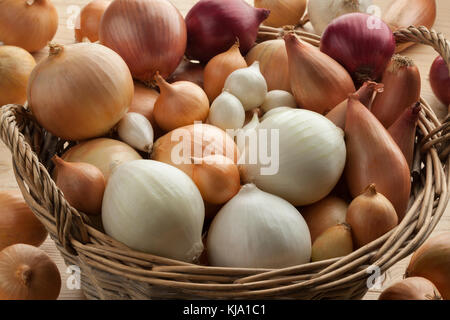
[0,26,449,300]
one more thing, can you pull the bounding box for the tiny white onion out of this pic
[241,108,346,206]
[235,111,260,155]
[102,160,205,262]
[261,90,297,113]
[207,184,311,268]
[223,61,267,111]
[117,112,154,153]
[208,91,245,131]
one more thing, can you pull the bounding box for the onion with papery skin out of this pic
[246,39,291,93]
[308,0,372,35]
[301,196,348,243]
[207,184,311,268]
[383,0,436,52]
[346,184,398,248]
[102,160,205,262]
[100,0,186,81]
[168,59,204,88]
[388,103,421,170]
[152,124,239,178]
[285,33,355,114]
[430,56,450,106]
[371,55,421,128]
[261,90,297,114]
[379,277,442,300]
[208,91,245,131]
[255,0,306,28]
[0,0,58,52]
[0,190,47,251]
[241,108,346,206]
[320,13,395,84]
[406,232,450,299]
[326,81,384,129]
[204,42,247,102]
[128,82,159,129]
[0,244,61,300]
[52,156,105,216]
[185,0,270,63]
[0,46,36,107]
[192,155,241,205]
[61,138,142,181]
[311,223,353,262]
[223,61,268,111]
[345,94,411,220]
[27,43,133,141]
[117,112,154,153]
[75,0,109,43]
[153,73,210,132]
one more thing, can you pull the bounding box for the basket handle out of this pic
[0,104,89,255]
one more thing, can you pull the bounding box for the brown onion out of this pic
[379,277,442,300]
[0,244,61,300]
[285,33,355,114]
[246,39,291,93]
[152,124,239,178]
[61,138,142,180]
[301,196,348,243]
[99,0,186,82]
[345,94,411,220]
[346,184,398,248]
[168,59,205,88]
[128,82,159,129]
[255,0,306,28]
[371,55,421,128]
[153,73,210,132]
[430,56,450,106]
[75,0,110,43]
[27,43,133,141]
[406,232,450,299]
[311,223,353,262]
[0,190,47,251]
[0,45,36,106]
[0,0,58,52]
[52,156,105,216]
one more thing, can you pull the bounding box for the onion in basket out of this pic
[27,43,134,141]
[429,56,450,106]
[207,184,311,268]
[102,160,205,262]
[379,277,442,300]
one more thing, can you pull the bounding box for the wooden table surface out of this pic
[0,0,449,300]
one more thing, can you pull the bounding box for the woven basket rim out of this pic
[0,25,449,300]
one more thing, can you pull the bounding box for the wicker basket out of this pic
[0,26,449,300]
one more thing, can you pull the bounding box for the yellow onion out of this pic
[52,156,105,216]
[379,277,442,300]
[0,190,47,251]
[0,45,36,106]
[152,124,239,178]
[346,184,398,248]
[284,33,355,114]
[153,73,210,132]
[246,39,291,92]
[75,0,110,43]
[204,42,247,102]
[406,232,450,299]
[128,82,159,130]
[255,0,307,28]
[27,43,134,141]
[0,0,58,52]
[61,138,142,180]
[311,223,353,262]
[0,244,61,300]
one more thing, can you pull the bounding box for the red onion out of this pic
[320,13,395,84]
[99,0,186,82]
[185,0,270,63]
[430,56,450,105]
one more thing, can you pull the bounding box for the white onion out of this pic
[223,61,267,111]
[208,91,245,131]
[241,108,346,206]
[117,112,154,153]
[102,160,205,262]
[207,184,311,268]
[261,90,297,113]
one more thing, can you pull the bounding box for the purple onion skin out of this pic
[185,0,270,63]
[320,13,395,85]
[430,56,450,105]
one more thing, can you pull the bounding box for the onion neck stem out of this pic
[49,44,64,57]
[364,184,378,196]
